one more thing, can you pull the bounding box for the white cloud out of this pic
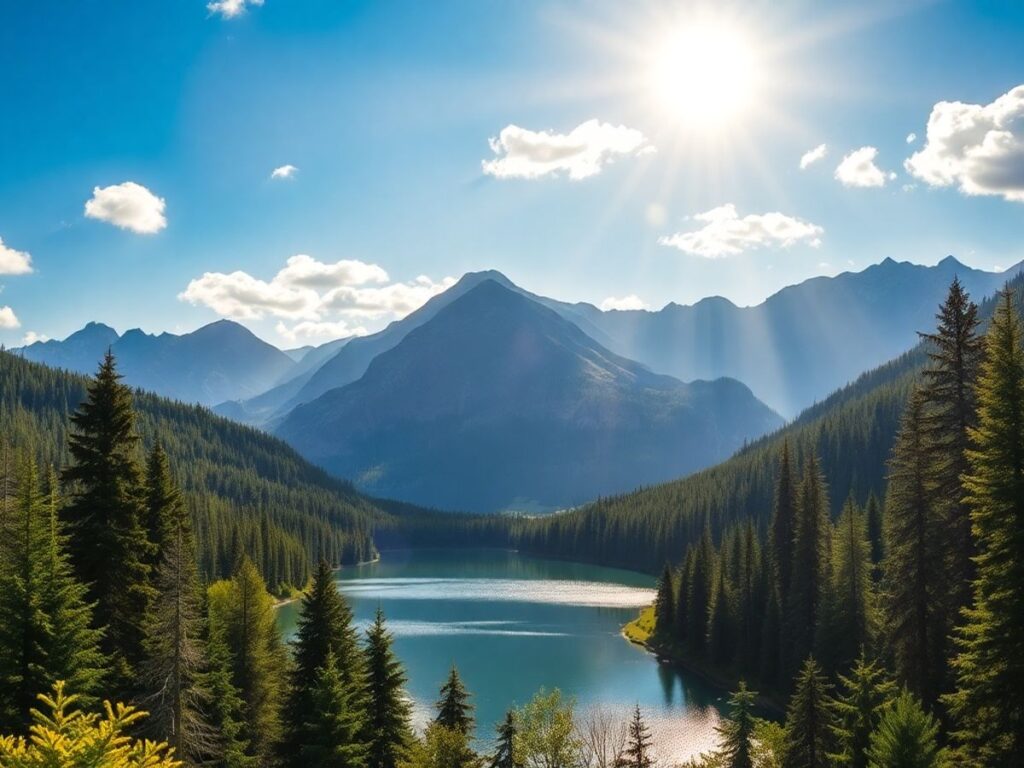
[905,84,1024,203]
[0,307,20,329]
[599,295,648,311]
[84,182,167,234]
[0,237,33,275]
[271,164,298,180]
[658,204,823,259]
[906,132,917,144]
[800,143,828,170]
[180,256,454,333]
[274,320,368,343]
[208,0,263,19]
[482,119,652,180]
[20,331,49,345]
[835,146,889,188]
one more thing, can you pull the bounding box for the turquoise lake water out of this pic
[276,548,727,763]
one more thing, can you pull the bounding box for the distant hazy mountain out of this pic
[275,279,782,513]
[17,319,296,406]
[552,256,1024,416]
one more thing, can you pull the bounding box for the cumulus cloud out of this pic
[84,182,167,234]
[20,331,49,345]
[0,307,19,329]
[271,164,298,180]
[180,256,454,338]
[835,147,889,188]
[482,119,653,180]
[800,143,828,170]
[599,295,648,311]
[905,84,1024,202]
[208,0,263,18]
[659,204,823,259]
[275,320,367,343]
[0,237,33,275]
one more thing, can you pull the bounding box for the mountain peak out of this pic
[938,254,965,269]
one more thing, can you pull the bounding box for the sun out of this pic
[648,19,761,130]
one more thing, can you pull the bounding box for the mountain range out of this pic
[275,279,782,512]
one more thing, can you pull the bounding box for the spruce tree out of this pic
[863,494,884,573]
[918,278,982,620]
[785,454,829,679]
[715,682,758,768]
[488,710,520,768]
[621,705,654,768]
[822,498,876,672]
[828,651,895,768]
[363,607,412,768]
[140,450,211,763]
[299,651,368,768]
[946,289,1024,766]
[686,528,713,656]
[881,389,943,706]
[866,689,944,768]
[202,617,253,768]
[707,566,734,665]
[207,557,288,765]
[62,351,154,691]
[673,549,692,644]
[758,585,782,689]
[143,442,178,567]
[782,657,832,768]
[0,459,105,730]
[653,564,675,640]
[284,560,367,765]
[770,441,798,602]
[435,665,474,737]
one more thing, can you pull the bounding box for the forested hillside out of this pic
[516,272,1024,574]
[0,350,380,591]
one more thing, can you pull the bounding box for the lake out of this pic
[276,548,727,764]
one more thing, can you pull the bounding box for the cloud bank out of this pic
[905,84,1024,202]
[659,204,823,258]
[483,119,652,180]
[599,295,648,311]
[180,255,454,341]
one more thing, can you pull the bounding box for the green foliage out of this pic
[945,289,1024,766]
[828,652,895,768]
[715,682,758,768]
[0,459,105,731]
[0,682,180,768]
[61,352,155,693]
[298,651,368,768]
[435,665,474,737]
[207,558,288,765]
[653,564,675,639]
[488,710,521,768]
[621,704,654,768]
[865,690,945,768]
[363,608,412,768]
[402,724,480,768]
[782,657,832,768]
[511,688,580,768]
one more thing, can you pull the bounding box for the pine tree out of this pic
[686,528,714,656]
[140,450,211,763]
[435,665,474,737]
[881,389,943,706]
[62,352,154,691]
[707,565,734,665]
[782,657,832,768]
[207,557,288,765]
[828,651,895,768]
[758,585,782,689]
[621,705,654,768]
[785,454,829,679]
[488,710,520,768]
[946,289,1024,766]
[363,607,412,768]
[202,618,253,768]
[299,651,368,768]
[143,442,178,567]
[821,498,876,672]
[674,549,692,644]
[284,560,367,765]
[715,682,758,768]
[918,278,983,621]
[866,689,944,768]
[653,564,675,640]
[0,459,105,730]
[770,441,798,602]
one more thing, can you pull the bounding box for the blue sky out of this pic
[1,0,1023,348]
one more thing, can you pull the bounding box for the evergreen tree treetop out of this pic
[435,665,474,737]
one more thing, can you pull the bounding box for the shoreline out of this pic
[273,552,382,609]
